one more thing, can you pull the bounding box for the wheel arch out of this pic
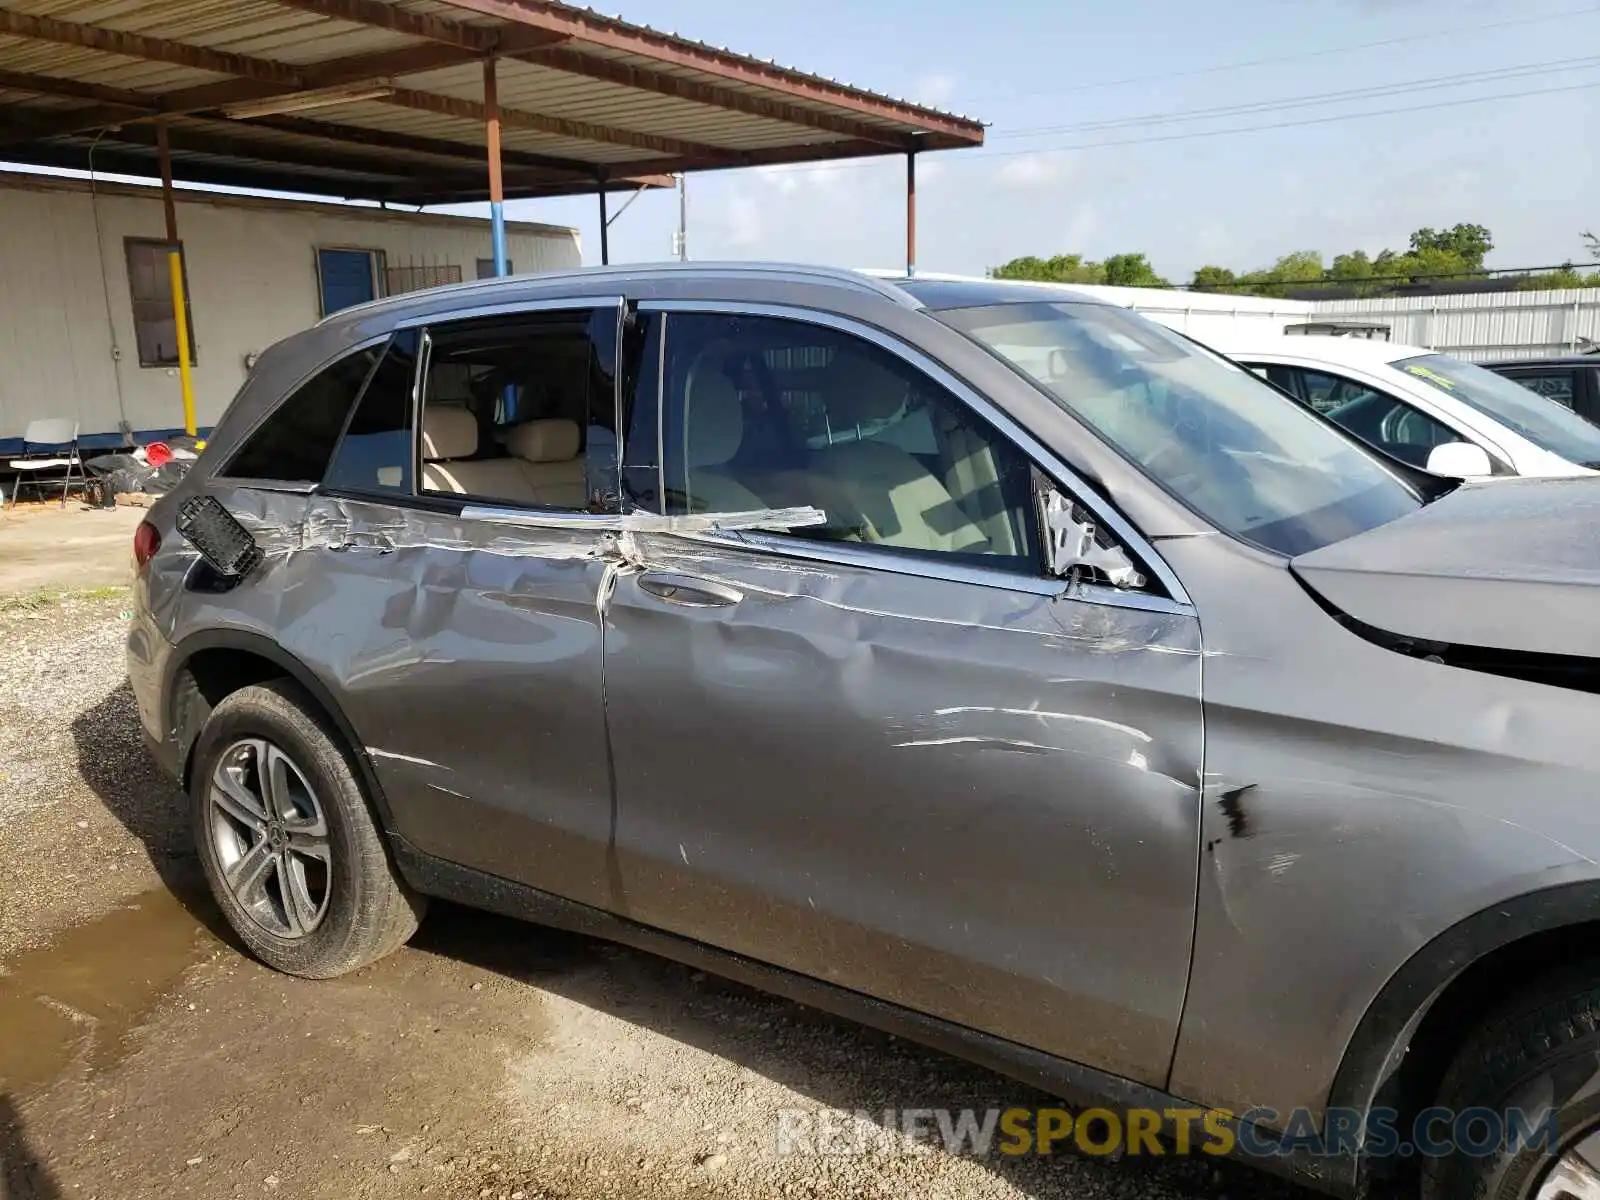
[163,629,399,834]
[1330,880,1600,1181]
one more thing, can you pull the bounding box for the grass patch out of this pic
[0,584,129,612]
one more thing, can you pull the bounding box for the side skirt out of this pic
[392,839,1358,1198]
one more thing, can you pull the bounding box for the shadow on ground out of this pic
[1,1094,61,1200]
[68,681,237,948]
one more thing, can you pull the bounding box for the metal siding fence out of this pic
[1311,289,1600,361]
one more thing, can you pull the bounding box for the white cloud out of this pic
[912,72,958,107]
[996,152,1071,189]
[722,192,765,250]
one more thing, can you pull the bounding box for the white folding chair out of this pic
[6,418,83,509]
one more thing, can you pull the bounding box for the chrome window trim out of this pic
[675,527,1192,615]
[461,504,622,530]
[636,298,1193,608]
[394,294,625,330]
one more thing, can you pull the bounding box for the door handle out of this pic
[636,571,743,608]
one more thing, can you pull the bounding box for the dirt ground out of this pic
[0,541,1316,1199]
[0,501,145,595]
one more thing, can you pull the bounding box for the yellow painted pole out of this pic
[167,247,197,437]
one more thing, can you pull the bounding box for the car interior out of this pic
[418,323,598,509]
[662,326,1036,567]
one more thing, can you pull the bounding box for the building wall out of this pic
[1310,289,1600,362]
[0,173,581,444]
[1055,283,1315,342]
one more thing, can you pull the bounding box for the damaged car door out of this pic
[299,303,626,911]
[600,305,1204,1086]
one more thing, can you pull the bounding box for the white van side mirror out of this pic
[1425,441,1494,479]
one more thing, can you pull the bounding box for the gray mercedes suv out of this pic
[127,264,1600,1200]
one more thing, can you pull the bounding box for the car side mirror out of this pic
[1425,441,1494,479]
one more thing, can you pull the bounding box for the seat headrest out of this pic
[821,353,911,430]
[507,418,580,463]
[682,359,743,468]
[421,406,477,461]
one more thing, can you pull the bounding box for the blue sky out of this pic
[485,0,1600,279]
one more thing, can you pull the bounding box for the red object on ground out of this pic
[145,441,173,467]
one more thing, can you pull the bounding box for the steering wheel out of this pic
[1140,391,1213,489]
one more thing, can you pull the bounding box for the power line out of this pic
[756,79,1600,176]
[992,56,1600,140]
[961,3,1600,101]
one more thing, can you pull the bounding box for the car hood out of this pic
[1290,477,1600,657]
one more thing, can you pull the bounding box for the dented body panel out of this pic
[1292,474,1600,657]
[1163,531,1600,1124]
[602,533,1203,1087]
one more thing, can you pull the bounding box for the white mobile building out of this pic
[0,171,580,453]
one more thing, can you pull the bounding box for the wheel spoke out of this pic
[283,804,327,840]
[280,853,323,936]
[286,829,330,860]
[211,749,268,827]
[262,745,294,821]
[225,838,275,901]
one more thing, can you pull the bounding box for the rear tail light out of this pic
[133,519,161,570]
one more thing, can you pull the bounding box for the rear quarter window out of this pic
[222,345,382,482]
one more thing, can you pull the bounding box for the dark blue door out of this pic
[318,249,377,315]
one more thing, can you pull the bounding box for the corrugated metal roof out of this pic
[0,0,984,202]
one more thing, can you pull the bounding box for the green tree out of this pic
[1101,252,1170,287]
[1328,250,1373,280]
[1585,231,1599,262]
[1269,250,1326,282]
[1408,223,1493,270]
[989,254,1105,284]
[1190,265,1238,292]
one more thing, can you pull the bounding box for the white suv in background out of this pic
[1202,334,1600,478]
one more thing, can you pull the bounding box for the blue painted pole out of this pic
[491,199,508,276]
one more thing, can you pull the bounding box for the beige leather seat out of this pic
[422,407,587,509]
[670,354,770,512]
[808,356,990,554]
[506,419,587,509]
[943,422,1022,555]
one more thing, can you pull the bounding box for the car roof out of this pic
[870,273,1119,311]
[316,261,923,326]
[1203,333,1432,368]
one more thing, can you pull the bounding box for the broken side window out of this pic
[221,345,382,483]
[324,331,420,496]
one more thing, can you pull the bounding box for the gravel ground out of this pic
[0,596,1317,1200]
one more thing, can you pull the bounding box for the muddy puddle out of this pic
[0,888,217,1093]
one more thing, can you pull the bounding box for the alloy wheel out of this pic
[208,738,332,938]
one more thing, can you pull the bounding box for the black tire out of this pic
[1422,965,1600,1200]
[190,680,425,977]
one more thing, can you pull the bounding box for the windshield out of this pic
[937,301,1421,556]
[1395,353,1600,467]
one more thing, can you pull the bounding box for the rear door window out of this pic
[415,308,619,511]
[324,331,420,495]
[222,345,381,482]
